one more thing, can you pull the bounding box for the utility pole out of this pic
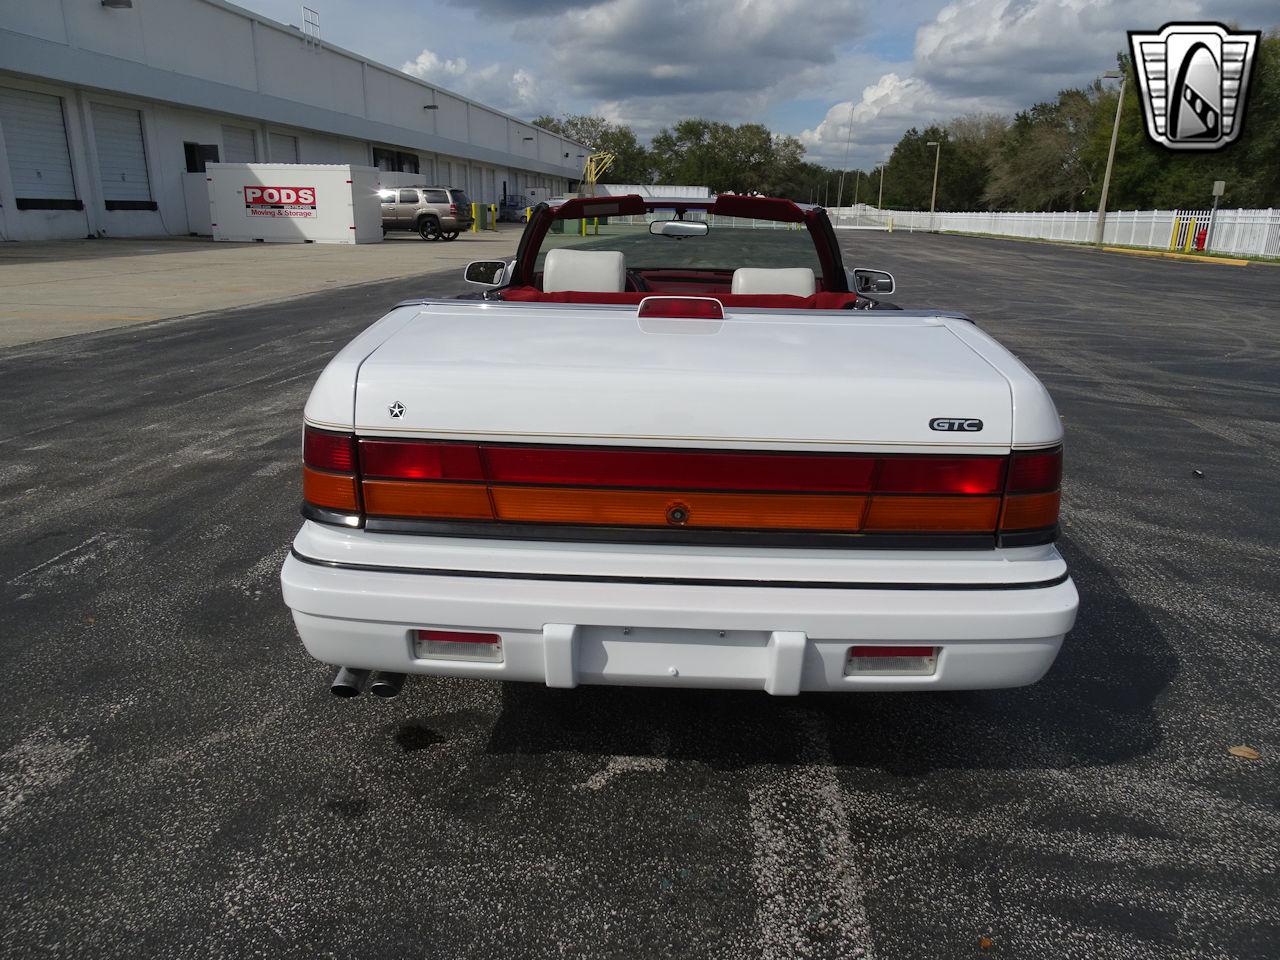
[877,163,885,209]
[1094,70,1126,246]
[1207,178,1226,249]
[836,102,855,209]
[852,171,860,208]
[926,140,941,231]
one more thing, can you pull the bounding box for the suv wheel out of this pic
[418,217,441,241]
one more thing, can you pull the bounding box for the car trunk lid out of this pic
[353,302,1012,451]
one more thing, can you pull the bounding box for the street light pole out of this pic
[836,102,855,210]
[1094,70,1126,246]
[926,140,941,231]
[878,163,885,210]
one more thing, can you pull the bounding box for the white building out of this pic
[0,0,590,241]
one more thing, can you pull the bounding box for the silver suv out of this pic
[378,186,474,241]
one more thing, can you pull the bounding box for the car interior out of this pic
[498,195,866,309]
[502,251,861,308]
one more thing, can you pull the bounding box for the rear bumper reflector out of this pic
[846,645,939,676]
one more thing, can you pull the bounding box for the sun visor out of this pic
[554,195,647,218]
[711,195,806,222]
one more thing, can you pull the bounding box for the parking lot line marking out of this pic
[7,533,106,585]
[749,710,874,958]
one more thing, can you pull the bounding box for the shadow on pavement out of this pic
[478,535,1177,775]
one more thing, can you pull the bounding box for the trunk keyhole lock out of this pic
[666,503,690,525]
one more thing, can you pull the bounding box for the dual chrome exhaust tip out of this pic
[331,667,406,699]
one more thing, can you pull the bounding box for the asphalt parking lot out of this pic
[1,232,1277,959]
[0,227,521,347]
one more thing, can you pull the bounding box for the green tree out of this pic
[531,114,652,183]
[880,127,946,210]
[648,120,815,195]
[1227,31,1280,207]
[1102,32,1280,209]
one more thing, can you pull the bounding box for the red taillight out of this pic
[352,441,1018,536]
[304,428,355,472]
[1007,448,1062,492]
[303,433,1060,543]
[449,203,458,215]
[303,426,359,512]
[877,457,1005,494]
[999,446,1062,534]
[362,440,484,480]
[361,442,1005,495]
[481,445,878,492]
[637,296,725,320]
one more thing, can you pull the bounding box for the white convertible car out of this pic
[281,194,1077,699]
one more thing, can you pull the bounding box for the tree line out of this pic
[534,31,1278,211]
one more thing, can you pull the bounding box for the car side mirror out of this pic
[649,220,709,238]
[850,268,895,295]
[464,260,507,286]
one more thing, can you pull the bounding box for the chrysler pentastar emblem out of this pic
[1129,22,1260,151]
[388,401,405,418]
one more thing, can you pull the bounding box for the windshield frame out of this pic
[511,195,848,292]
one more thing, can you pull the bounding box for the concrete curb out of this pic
[1101,246,1250,266]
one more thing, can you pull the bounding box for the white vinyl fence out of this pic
[829,204,1280,258]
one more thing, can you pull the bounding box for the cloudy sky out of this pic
[241,0,1275,168]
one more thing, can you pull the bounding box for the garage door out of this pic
[222,124,257,163]
[268,132,298,163]
[91,103,153,207]
[0,87,80,208]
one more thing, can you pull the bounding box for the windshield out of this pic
[534,212,823,276]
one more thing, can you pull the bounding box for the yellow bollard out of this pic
[592,216,599,236]
[579,218,586,237]
[1169,216,1180,251]
[1184,220,1196,253]
[525,206,531,223]
[471,202,479,233]
[888,217,894,233]
[488,204,497,231]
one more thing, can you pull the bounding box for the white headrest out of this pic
[543,249,626,293]
[730,267,816,297]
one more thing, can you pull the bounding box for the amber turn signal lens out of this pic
[303,466,359,511]
[1000,491,1061,531]
[863,496,1001,532]
[362,480,493,519]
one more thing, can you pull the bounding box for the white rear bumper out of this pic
[280,528,1078,694]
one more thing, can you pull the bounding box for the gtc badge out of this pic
[388,401,405,418]
[930,418,983,432]
[1129,22,1260,151]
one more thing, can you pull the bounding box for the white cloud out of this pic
[401,49,469,81]
[547,0,866,99]
[800,73,1002,166]
[412,0,1277,165]
[800,0,1274,167]
[912,0,1201,96]
[400,48,559,117]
